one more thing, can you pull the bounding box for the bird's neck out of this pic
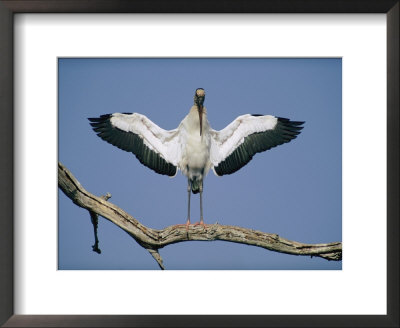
[187,106,208,131]
[190,105,207,116]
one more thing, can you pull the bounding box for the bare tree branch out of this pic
[58,161,342,269]
[89,192,111,254]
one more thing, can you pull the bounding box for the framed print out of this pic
[1,1,398,327]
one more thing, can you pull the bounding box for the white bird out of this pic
[89,88,304,228]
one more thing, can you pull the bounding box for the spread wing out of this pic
[88,113,181,176]
[210,114,304,176]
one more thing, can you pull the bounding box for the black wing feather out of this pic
[214,117,304,176]
[88,114,177,176]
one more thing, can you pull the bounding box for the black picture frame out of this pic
[0,1,398,327]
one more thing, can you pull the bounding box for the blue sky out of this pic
[58,58,342,270]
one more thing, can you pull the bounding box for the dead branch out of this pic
[58,161,342,269]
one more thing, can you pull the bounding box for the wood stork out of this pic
[88,88,304,228]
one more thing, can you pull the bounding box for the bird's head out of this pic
[194,88,205,107]
[194,88,205,136]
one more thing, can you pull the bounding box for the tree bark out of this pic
[58,162,342,269]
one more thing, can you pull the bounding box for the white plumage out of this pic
[89,88,304,227]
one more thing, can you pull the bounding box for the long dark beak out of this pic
[198,106,203,136]
[196,96,204,136]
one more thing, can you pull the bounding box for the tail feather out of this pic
[191,179,201,194]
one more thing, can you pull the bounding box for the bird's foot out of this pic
[193,220,208,229]
[174,220,191,231]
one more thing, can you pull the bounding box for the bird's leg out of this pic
[194,181,207,229]
[173,180,191,231]
[186,179,191,229]
[200,183,204,224]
